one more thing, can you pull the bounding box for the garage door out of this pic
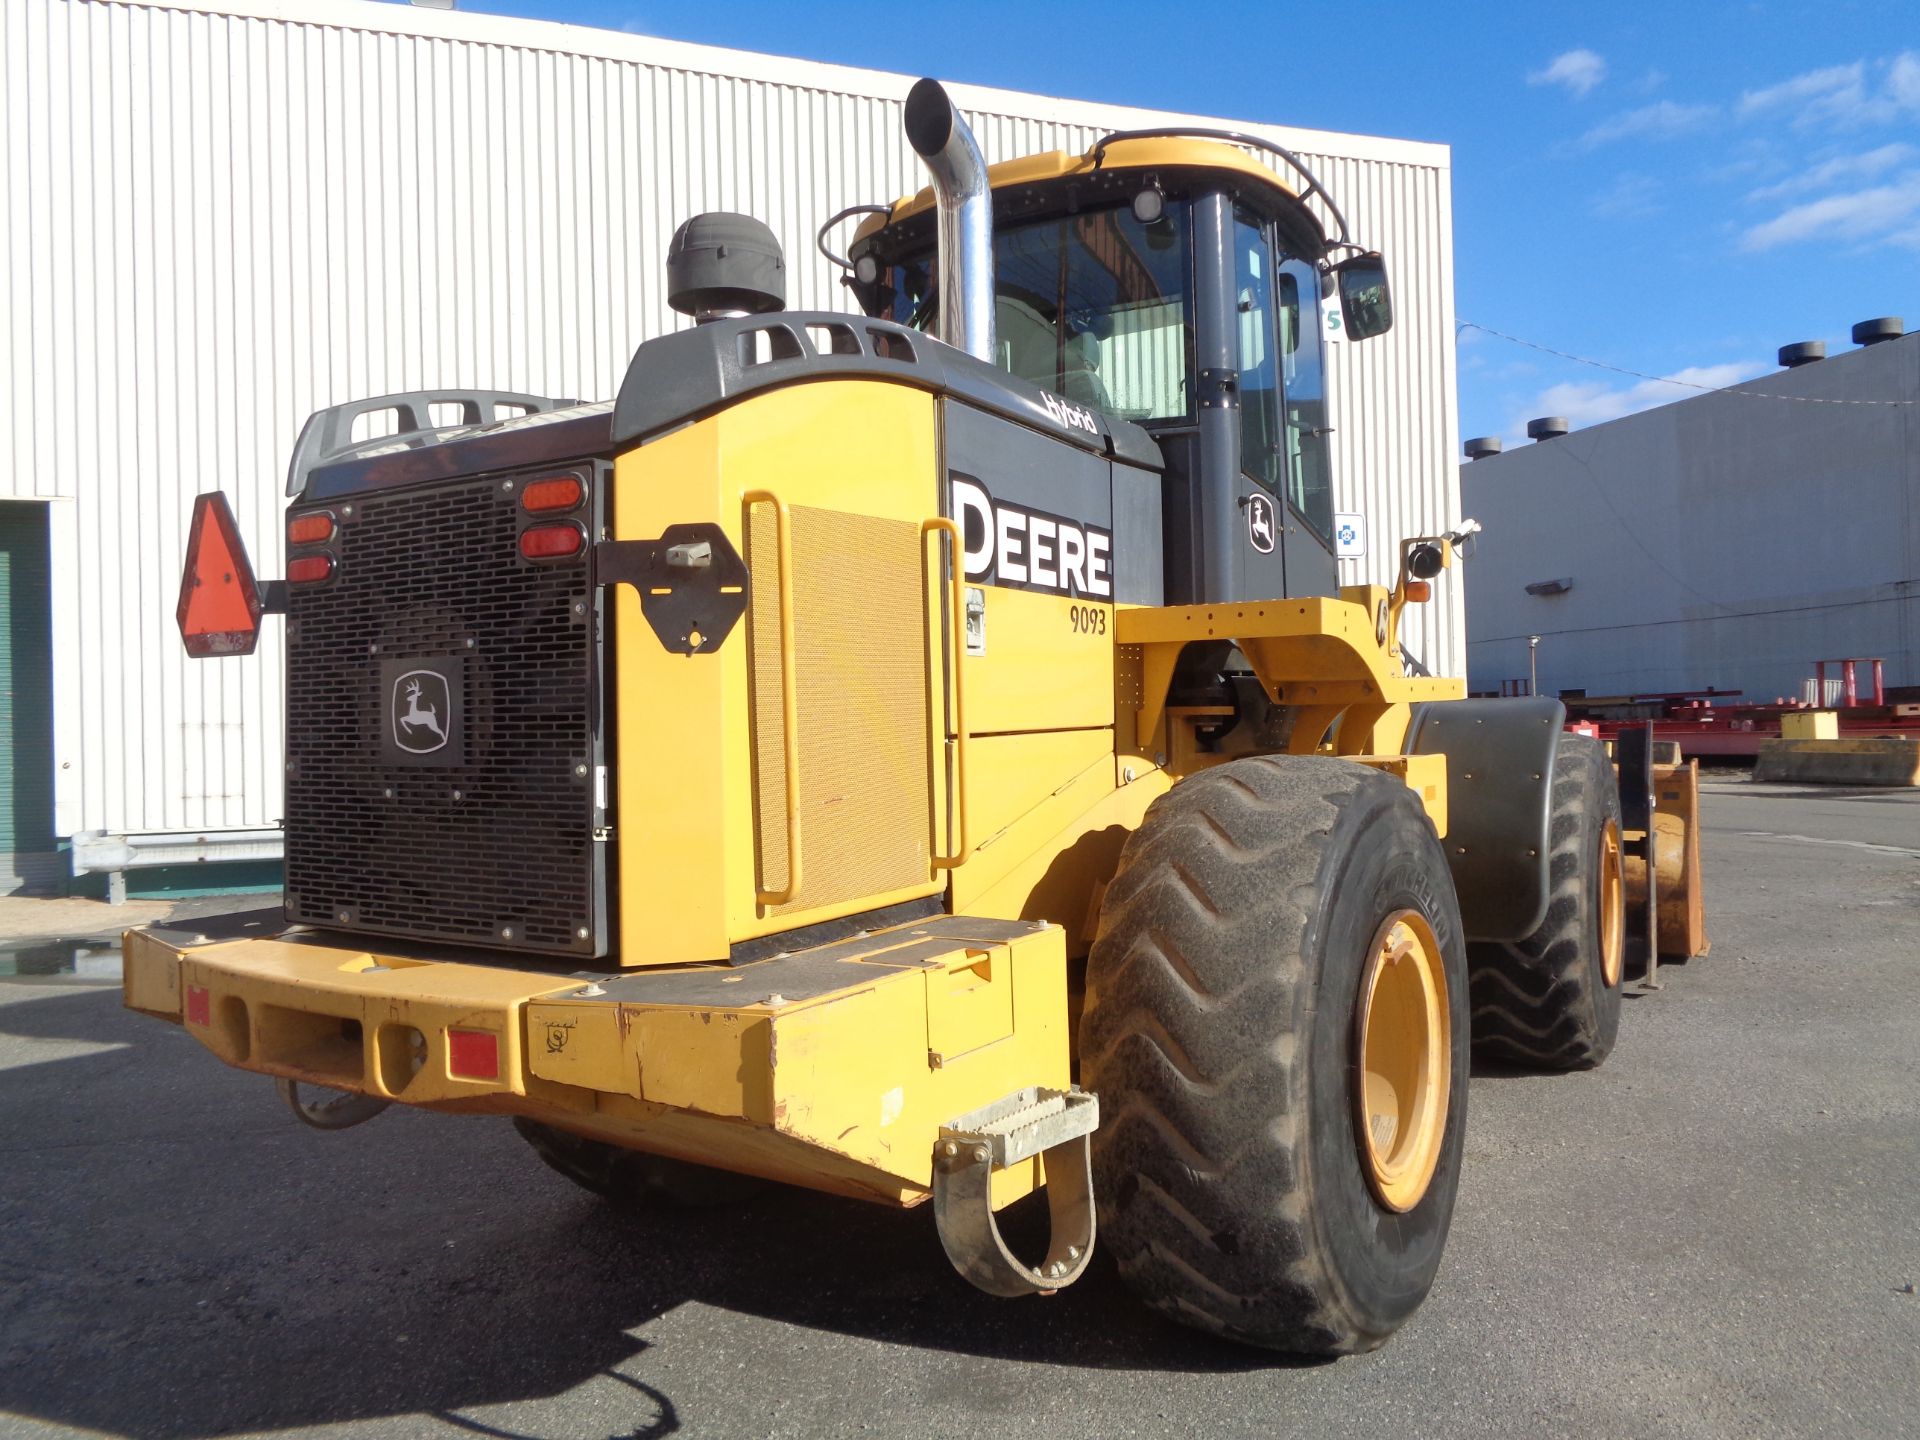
[0,503,56,889]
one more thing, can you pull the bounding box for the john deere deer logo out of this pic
[1247,493,1276,554]
[392,670,451,754]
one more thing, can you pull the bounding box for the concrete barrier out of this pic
[1754,737,1920,786]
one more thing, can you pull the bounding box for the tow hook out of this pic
[275,1078,392,1130]
[933,1086,1099,1296]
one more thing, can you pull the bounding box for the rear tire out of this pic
[1466,735,1625,1071]
[1081,755,1469,1354]
[513,1118,766,1208]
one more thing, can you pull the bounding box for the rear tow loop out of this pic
[933,1086,1099,1296]
[275,1079,392,1130]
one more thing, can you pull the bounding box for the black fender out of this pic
[1404,697,1565,942]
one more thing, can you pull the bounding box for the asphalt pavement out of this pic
[1,777,1916,1438]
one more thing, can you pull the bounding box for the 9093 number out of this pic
[1069,604,1108,635]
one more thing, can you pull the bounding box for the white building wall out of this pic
[2,0,1459,845]
[1462,334,1920,702]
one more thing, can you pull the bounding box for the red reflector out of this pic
[287,553,334,583]
[447,1029,500,1080]
[521,476,583,513]
[519,523,584,560]
[185,984,211,1027]
[177,492,264,657]
[287,512,335,545]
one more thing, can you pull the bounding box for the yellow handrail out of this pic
[745,490,802,907]
[922,517,971,869]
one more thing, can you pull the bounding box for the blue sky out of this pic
[446,0,1917,447]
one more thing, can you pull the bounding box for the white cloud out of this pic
[1746,143,1917,201]
[1509,363,1763,441]
[1530,49,1607,98]
[1739,62,1866,123]
[1702,140,1786,186]
[1890,52,1920,109]
[1592,172,1661,218]
[1740,170,1920,250]
[1581,100,1718,147]
[1738,52,1920,128]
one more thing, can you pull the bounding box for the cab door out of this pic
[1233,212,1337,601]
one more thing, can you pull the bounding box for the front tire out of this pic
[1466,735,1625,1071]
[1081,755,1469,1354]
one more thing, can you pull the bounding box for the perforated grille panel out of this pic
[748,504,932,914]
[284,471,603,956]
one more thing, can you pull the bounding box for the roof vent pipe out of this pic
[904,79,997,364]
[1526,416,1569,442]
[1778,340,1825,368]
[1852,317,1905,346]
[1464,436,1503,460]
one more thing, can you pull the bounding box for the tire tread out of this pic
[1465,737,1623,1070]
[1083,754,1463,1354]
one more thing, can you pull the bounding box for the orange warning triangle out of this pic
[177,492,263,656]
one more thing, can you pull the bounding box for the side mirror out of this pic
[1333,252,1394,341]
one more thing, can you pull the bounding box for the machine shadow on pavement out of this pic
[0,986,1288,1440]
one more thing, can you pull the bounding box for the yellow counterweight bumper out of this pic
[122,913,1070,1209]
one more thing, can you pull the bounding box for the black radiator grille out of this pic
[284,470,603,956]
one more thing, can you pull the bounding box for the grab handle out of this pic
[746,490,802,906]
[922,517,971,869]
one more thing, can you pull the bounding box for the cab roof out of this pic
[854,135,1330,252]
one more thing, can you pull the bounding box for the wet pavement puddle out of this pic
[0,936,125,981]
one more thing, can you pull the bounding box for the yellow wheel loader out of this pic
[138,80,1696,1354]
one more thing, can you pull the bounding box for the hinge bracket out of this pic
[595,523,750,655]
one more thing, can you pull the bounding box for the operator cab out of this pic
[839,134,1395,607]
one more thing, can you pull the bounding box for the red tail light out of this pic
[520,476,583,513]
[184,984,211,1027]
[519,523,585,560]
[287,554,334,583]
[177,492,264,657]
[447,1028,500,1080]
[287,512,335,545]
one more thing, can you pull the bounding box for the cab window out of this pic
[886,201,1195,422]
[1278,257,1334,540]
[1234,215,1284,497]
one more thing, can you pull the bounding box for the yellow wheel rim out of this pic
[1598,818,1625,988]
[1353,911,1450,1214]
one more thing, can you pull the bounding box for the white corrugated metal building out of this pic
[0,0,1460,893]
[1461,327,1919,704]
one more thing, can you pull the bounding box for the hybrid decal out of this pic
[1037,391,1100,437]
[950,476,1112,600]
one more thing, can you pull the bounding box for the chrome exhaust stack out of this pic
[904,79,996,364]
